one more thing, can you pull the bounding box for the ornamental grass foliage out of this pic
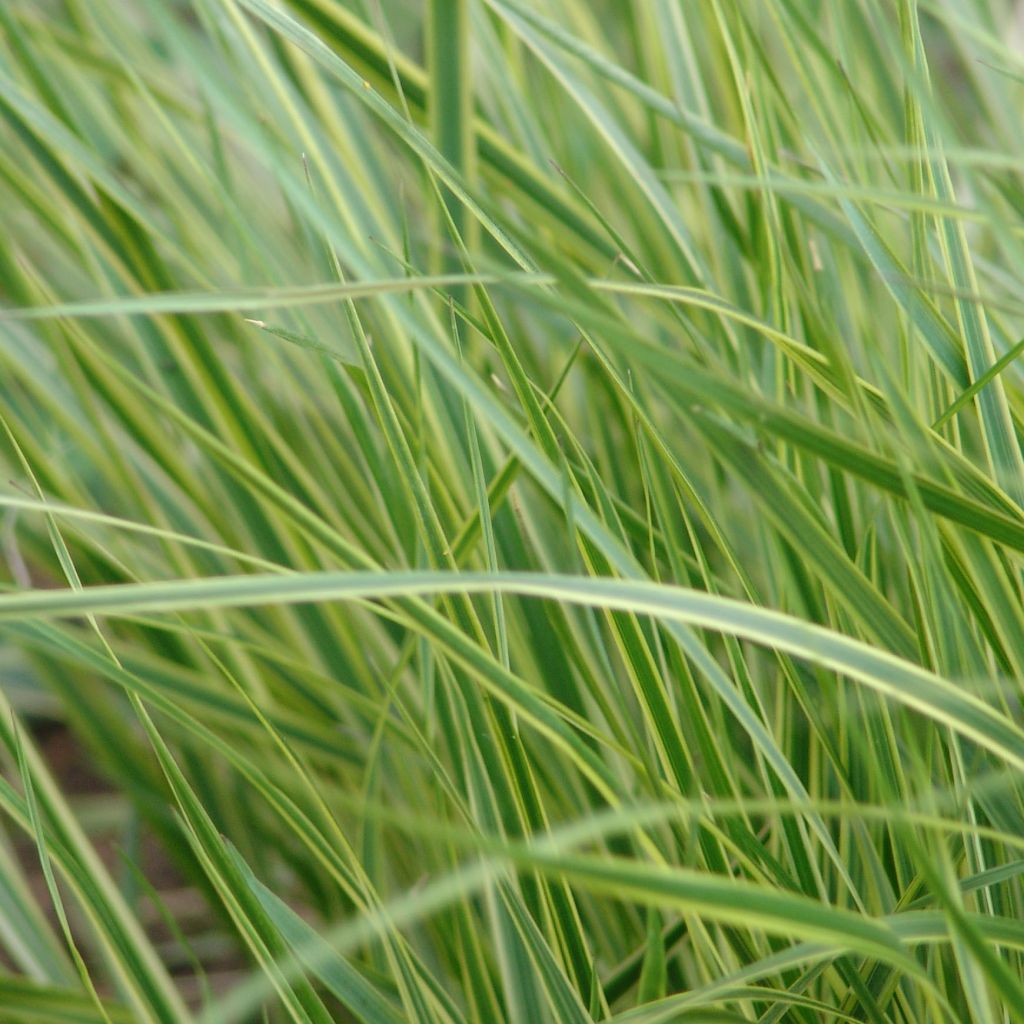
[2,0,1024,1021]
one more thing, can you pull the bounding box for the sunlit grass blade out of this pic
[5,0,1024,1019]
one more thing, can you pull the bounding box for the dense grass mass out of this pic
[3,0,1024,1020]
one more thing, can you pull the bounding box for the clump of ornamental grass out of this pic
[2,0,1024,1021]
